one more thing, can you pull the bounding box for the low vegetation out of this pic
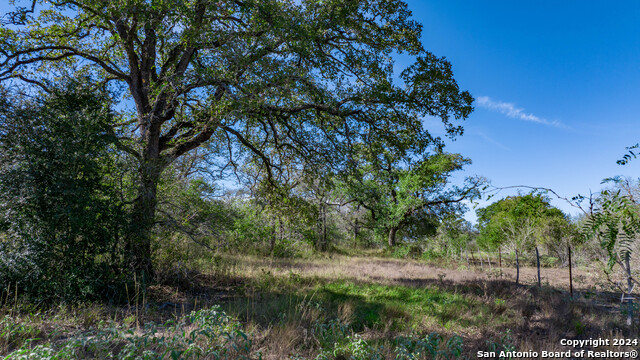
[1,253,637,359]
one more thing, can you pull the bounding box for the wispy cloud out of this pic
[476,96,566,129]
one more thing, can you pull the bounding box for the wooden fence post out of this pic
[499,247,502,269]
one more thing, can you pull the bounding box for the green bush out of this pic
[541,256,559,267]
[391,244,423,259]
[395,333,464,359]
[312,319,466,360]
[5,306,256,359]
[420,248,444,261]
[0,84,129,303]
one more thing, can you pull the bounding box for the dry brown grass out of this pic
[214,254,636,358]
[225,254,602,293]
[1,253,637,359]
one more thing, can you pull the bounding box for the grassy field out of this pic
[1,253,638,359]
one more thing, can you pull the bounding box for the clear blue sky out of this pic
[404,1,640,222]
[2,1,638,222]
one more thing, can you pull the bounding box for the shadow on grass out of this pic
[147,263,634,356]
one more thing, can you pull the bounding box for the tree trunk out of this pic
[388,227,398,247]
[129,158,163,278]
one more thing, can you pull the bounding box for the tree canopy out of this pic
[476,193,573,253]
[1,0,473,274]
[341,145,481,246]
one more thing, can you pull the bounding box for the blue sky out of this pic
[404,1,640,222]
[2,1,638,222]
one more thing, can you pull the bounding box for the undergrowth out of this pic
[3,306,254,359]
[2,254,637,359]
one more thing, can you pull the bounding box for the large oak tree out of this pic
[1,0,472,275]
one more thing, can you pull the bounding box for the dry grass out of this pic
[215,254,636,358]
[1,253,637,359]
[225,253,602,293]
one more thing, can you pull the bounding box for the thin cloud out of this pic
[476,96,566,129]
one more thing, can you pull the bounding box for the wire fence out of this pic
[461,246,574,297]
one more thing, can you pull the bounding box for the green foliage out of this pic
[319,334,377,360]
[617,143,639,165]
[342,148,481,247]
[476,193,574,252]
[420,248,444,262]
[432,215,475,258]
[1,0,475,270]
[313,319,351,350]
[541,256,559,267]
[0,315,42,353]
[4,306,255,359]
[583,177,640,270]
[271,238,298,258]
[313,319,465,360]
[154,174,237,272]
[391,243,424,259]
[0,84,129,302]
[228,201,274,254]
[314,321,381,360]
[485,329,516,360]
[394,333,464,360]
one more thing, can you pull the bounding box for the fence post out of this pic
[515,249,520,286]
[568,245,573,297]
[499,247,502,269]
[535,246,541,287]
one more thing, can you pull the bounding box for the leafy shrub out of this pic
[313,319,465,360]
[228,202,274,255]
[395,333,463,360]
[0,84,129,303]
[541,256,559,267]
[485,329,516,359]
[5,306,256,359]
[0,315,42,354]
[420,248,443,261]
[272,238,298,258]
[313,319,351,349]
[391,244,423,259]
